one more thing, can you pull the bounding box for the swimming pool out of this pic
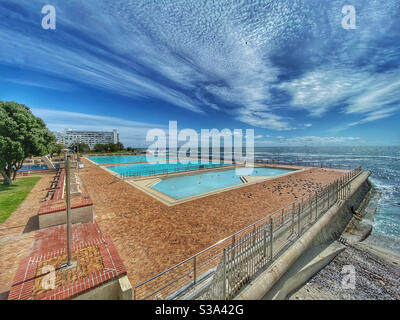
[107,160,231,177]
[87,155,167,165]
[19,164,61,171]
[151,167,295,199]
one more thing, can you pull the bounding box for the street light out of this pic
[61,149,76,270]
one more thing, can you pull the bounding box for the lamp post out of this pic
[76,135,81,172]
[62,149,76,269]
[77,136,81,161]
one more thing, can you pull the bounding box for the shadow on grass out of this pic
[0,184,19,191]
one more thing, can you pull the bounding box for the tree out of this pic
[50,143,66,157]
[107,143,117,152]
[94,143,106,153]
[116,142,124,151]
[93,142,124,153]
[0,100,57,185]
[70,142,90,154]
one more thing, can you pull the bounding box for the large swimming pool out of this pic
[151,167,295,199]
[87,155,167,165]
[107,160,231,177]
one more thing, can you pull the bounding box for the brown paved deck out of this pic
[78,159,346,287]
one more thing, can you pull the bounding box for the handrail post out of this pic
[328,183,331,205]
[298,203,301,236]
[263,225,267,258]
[291,204,295,235]
[341,178,343,199]
[222,248,227,300]
[65,155,72,266]
[193,256,197,284]
[232,235,236,260]
[315,191,318,220]
[269,219,273,259]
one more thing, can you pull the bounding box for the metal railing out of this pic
[133,166,363,300]
[116,157,352,179]
[255,158,355,170]
[118,162,231,179]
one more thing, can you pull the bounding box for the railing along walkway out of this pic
[133,166,363,300]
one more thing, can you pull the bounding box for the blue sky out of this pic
[0,0,399,147]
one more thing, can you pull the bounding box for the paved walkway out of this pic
[78,159,346,288]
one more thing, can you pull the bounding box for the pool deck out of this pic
[77,159,347,289]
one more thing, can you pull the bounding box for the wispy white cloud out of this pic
[348,107,398,127]
[344,74,400,126]
[237,110,292,131]
[279,69,365,116]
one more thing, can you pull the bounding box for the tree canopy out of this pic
[70,142,90,154]
[93,142,124,153]
[0,100,56,184]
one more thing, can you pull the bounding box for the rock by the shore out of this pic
[289,242,400,300]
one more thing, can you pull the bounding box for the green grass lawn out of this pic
[0,176,41,224]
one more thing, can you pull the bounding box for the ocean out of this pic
[252,146,400,255]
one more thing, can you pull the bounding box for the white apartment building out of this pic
[55,129,119,148]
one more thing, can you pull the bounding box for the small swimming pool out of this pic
[19,164,61,171]
[107,160,231,177]
[151,167,295,199]
[87,155,167,165]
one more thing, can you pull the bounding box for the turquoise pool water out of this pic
[19,164,61,171]
[88,155,166,165]
[107,160,231,177]
[151,167,295,199]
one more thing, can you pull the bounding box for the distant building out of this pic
[55,129,119,149]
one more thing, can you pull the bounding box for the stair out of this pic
[41,155,56,170]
